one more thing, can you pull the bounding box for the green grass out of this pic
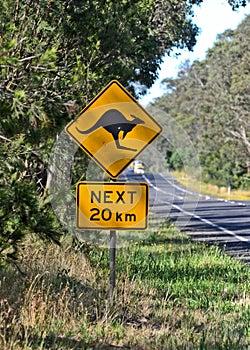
[0,226,250,349]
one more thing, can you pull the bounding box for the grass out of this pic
[0,226,250,349]
[172,171,250,201]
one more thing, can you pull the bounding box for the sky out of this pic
[139,0,250,106]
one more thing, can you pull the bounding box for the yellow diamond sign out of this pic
[65,80,162,178]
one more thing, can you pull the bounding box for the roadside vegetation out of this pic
[173,171,250,201]
[153,14,250,192]
[1,225,249,349]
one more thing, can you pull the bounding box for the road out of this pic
[120,172,250,264]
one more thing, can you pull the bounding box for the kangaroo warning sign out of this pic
[65,80,162,178]
[76,182,149,230]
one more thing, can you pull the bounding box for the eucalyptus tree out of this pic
[0,0,202,262]
[201,15,250,184]
[153,14,249,188]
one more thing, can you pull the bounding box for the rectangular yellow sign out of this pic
[76,182,149,230]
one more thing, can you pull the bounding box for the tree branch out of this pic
[0,134,12,142]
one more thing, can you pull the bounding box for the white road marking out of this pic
[143,174,250,244]
[160,173,246,207]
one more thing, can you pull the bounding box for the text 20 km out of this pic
[90,208,136,222]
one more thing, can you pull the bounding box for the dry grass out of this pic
[173,170,250,200]
[0,231,249,349]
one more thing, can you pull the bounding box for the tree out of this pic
[153,14,250,188]
[0,0,202,263]
[203,17,250,179]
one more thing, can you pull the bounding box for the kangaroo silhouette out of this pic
[76,109,144,151]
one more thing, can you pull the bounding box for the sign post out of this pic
[65,80,162,301]
[76,180,149,302]
[109,178,116,304]
[109,229,116,302]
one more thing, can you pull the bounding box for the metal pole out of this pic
[109,177,117,303]
[109,229,116,303]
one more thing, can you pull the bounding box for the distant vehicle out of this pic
[132,160,145,174]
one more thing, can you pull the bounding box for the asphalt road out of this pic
[120,172,250,264]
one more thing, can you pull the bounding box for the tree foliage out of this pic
[154,14,250,189]
[0,0,199,263]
